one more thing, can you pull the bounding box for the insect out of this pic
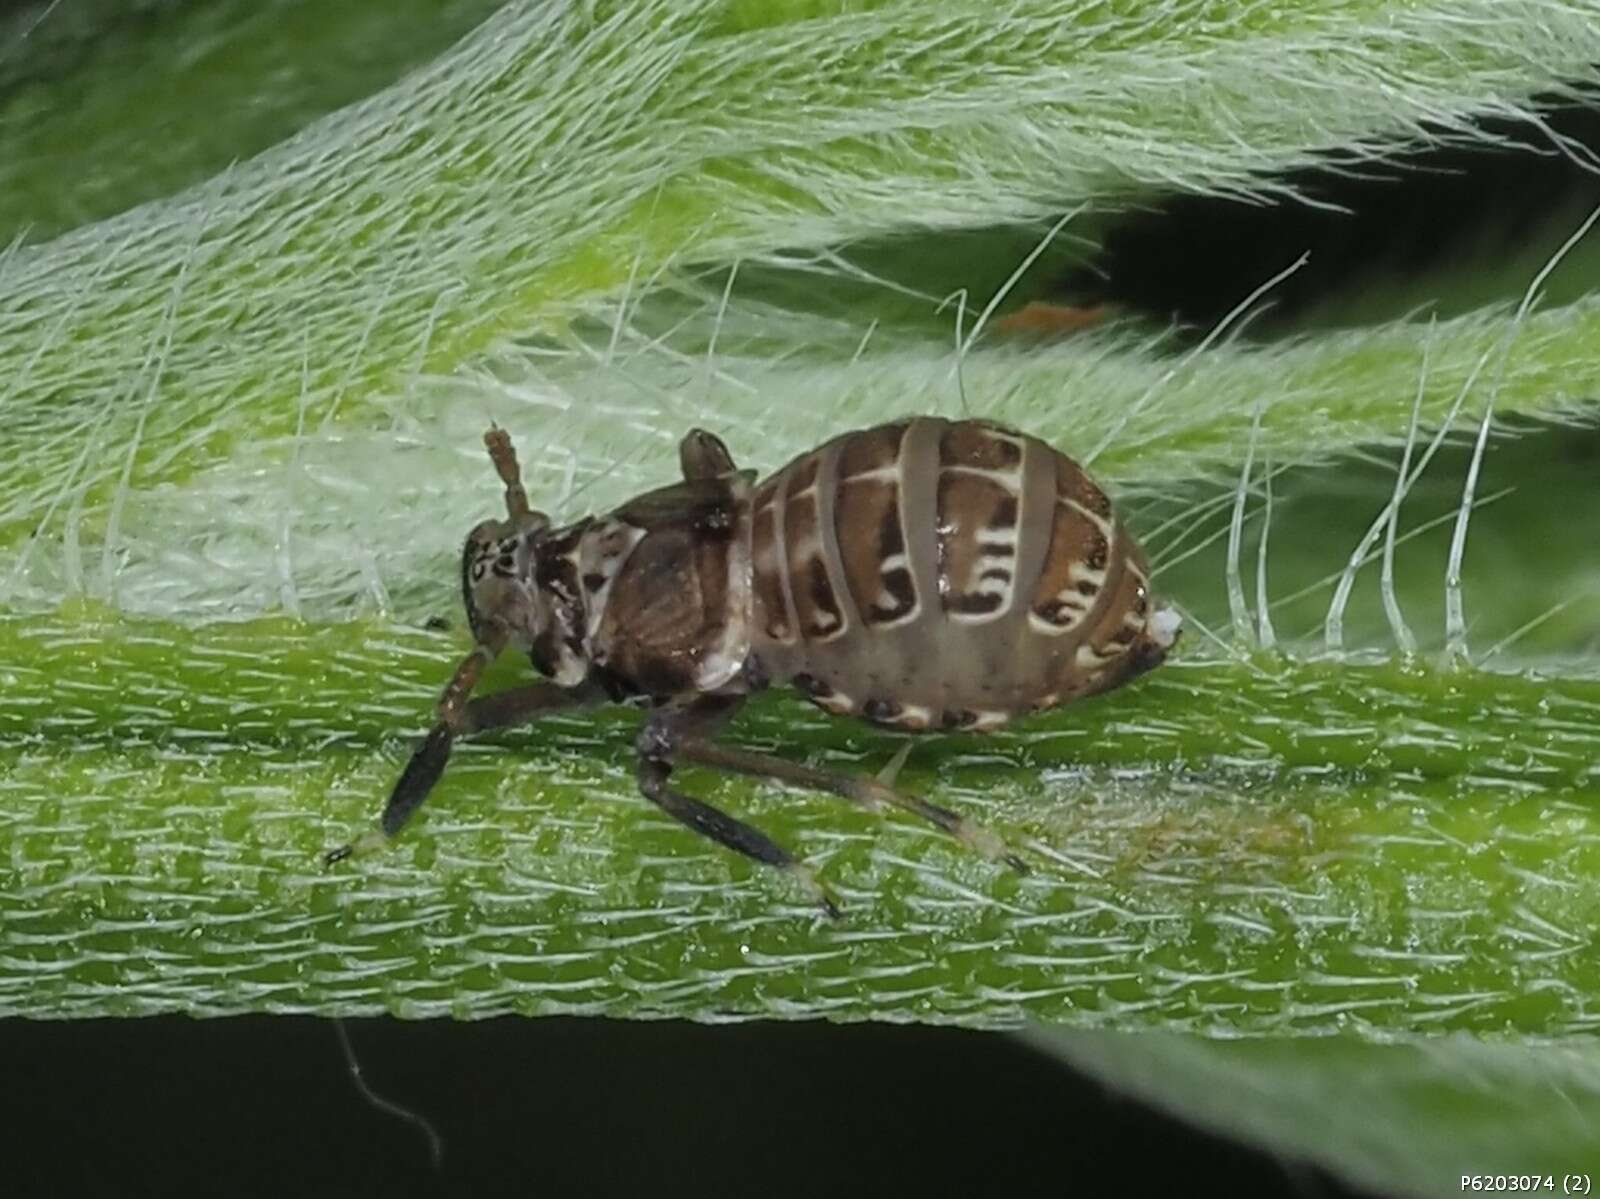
[326,418,1181,914]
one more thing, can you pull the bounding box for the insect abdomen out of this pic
[748,417,1173,731]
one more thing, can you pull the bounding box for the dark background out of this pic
[2,1016,1374,1198]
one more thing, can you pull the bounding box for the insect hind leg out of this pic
[635,699,840,917]
[671,738,1028,873]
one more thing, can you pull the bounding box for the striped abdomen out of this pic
[747,417,1177,732]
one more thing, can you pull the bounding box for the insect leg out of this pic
[358,678,602,844]
[678,428,738,480]
[461,679,605,735]
[670,739,1028,873]
[324,633,594,864]
[635,698,840,917]
[378,680,601,842]
[346,638,503,849]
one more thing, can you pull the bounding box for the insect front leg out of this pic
[670,738,1029,873]
[462,679,604,736]
[635,696,841,918]
[325,643,599,864]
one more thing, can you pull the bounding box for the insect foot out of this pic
[785,863,844,921]
[871,740,1028,870]
[323,827,387,867]
[855,770,1030,875]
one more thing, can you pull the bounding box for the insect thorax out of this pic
[511,474,756,701]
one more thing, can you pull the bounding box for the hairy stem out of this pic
[4,614,1597,1028]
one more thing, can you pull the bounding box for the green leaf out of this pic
[0,0,509,243]
[1025,1029,1600,1198]
[9,0,1600,577]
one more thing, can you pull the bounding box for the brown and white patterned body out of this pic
[507,418,1178,729]
[746,417,1178,731]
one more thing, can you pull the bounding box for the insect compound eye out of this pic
[460,529,494,642]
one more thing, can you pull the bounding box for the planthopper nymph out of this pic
[326,418,1181,914]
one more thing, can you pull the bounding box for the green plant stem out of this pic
[4,613,1596,1027]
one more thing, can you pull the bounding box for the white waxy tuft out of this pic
[816,692,855,716]
[1149,605,1182,648]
